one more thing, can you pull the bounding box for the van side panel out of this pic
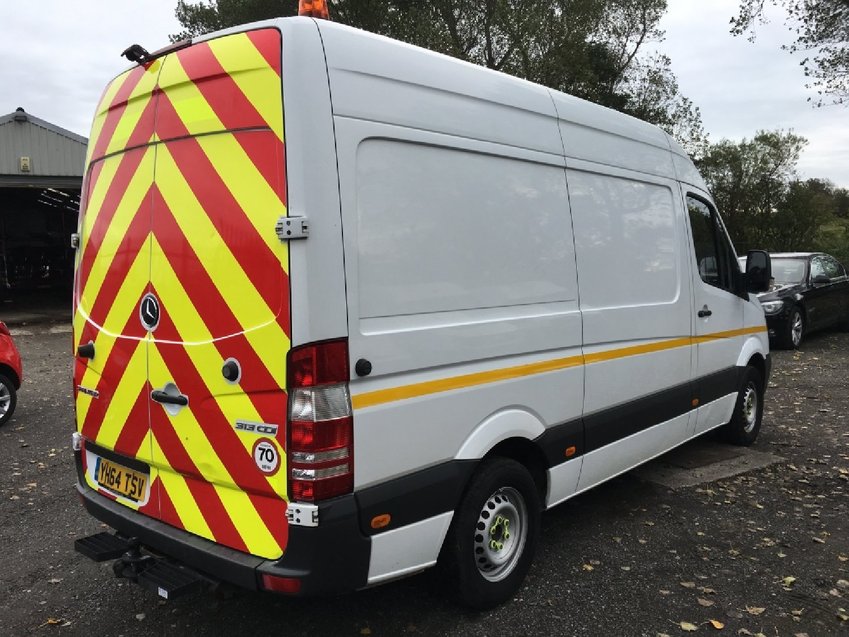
[564,161,696,491]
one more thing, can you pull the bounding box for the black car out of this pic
[740,252,849,349]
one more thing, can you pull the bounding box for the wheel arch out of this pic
[0,364,20,389]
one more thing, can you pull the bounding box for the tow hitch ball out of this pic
[112,538,153,581]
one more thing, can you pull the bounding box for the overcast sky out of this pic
[1,0,846,188]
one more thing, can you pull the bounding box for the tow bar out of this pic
[75,532,209,600]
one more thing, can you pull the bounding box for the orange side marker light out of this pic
[371,514,391,530]
[565,446,577,458]
[692,398,700,407]
[299,0,331,19]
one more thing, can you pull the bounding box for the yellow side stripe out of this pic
[351,327,768,410]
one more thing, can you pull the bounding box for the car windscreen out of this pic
[771,258,807,285]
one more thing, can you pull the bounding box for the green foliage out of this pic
[699,130,849,262]
[731,0,849,105]
[170,0,706,151]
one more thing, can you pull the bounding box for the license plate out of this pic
[95,457,148,502]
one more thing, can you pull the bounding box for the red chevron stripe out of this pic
[138,476,160,517]
[175,39,270,132]
[89,66,152,162]
[184,476,249,553]
[156,125,290,335]
[78,148,150,295]
[245,29,281,74]
[83,205,151,333]
[112,386,152,460]
[248,492,288,551]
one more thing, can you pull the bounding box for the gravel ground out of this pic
[0,326,847,636]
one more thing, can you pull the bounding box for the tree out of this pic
[731,1,849,105]
[699,130,849,263]
[170,0,706,151]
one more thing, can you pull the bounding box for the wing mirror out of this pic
[813,274,831,286]
[745,250,771,293]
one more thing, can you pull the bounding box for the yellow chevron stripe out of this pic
[154,146,289,346]
[158,54,225,137]
[78,156,124,253]
[89,343,149,451]
[75,250,150,427]
[85,69,135,166]
[78,151,155,328]
[352,327,768,410]
[154,447,214,541]
[194,133,288,271]
[207,32,284,137]
[105,59,162,157]
[214,483,279,558]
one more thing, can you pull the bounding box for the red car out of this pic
[0,321,22,426]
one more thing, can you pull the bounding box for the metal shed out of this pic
[0,107,86,299]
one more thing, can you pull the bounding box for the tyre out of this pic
[778,306,804,349]
[722,366,763,446]
[0,373,17,427]
[439,458,541,609]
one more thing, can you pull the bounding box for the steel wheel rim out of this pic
[742,382,758,434]
[473,486,527,582]
[0,382,10,417]
[791,312,803,346]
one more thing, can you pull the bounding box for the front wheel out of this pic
[439,458,541,609]
[722,366,764,446]
[0,373,17,426]
[779,306,804,349]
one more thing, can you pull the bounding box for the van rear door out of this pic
[75,29,291,560]
[148,31,290,559]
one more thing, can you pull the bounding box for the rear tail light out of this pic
[287,339,353,502]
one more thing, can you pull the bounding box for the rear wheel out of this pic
[439,458,541,609]
[0,373,17,426]
[722,366,763,446]
[778,306,804,349]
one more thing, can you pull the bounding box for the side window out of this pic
[822,256,843,279]
[687,195,736,293]
[810,256,826,280]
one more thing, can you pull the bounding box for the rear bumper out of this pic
[75,450,371,596]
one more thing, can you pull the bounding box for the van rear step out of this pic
[136,561,205,600]
[75,532,209,600]
[74,531,132,561]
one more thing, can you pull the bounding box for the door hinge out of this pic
[71,233,80,249]
[286,503,319,527]
[276,216,309,241]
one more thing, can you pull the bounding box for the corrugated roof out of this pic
[0,108,87,179]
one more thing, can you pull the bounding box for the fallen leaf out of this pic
[839,555,849,562]
[582,564,594,572]
[782,576,797,587]
[680,621,698,632]
[681,581,697,589]
[698,598,715,607]
[48,578,62,584]
[791,609,804,616]
[700,587,717,595]
[360,629,372,636]
[709,620,724,629]
[837,608,848,622]
[812,537,826,544]
[746,606,766,616]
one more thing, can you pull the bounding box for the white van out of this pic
[72,16,771,608]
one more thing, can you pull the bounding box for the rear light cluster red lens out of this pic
[287,339,353,503]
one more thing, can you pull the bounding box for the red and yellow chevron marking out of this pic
[74,29,291,559]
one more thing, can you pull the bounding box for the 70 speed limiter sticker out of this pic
[252,438,281,476]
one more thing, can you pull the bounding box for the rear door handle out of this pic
[698,307,713,318]
[151,390,189,406]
